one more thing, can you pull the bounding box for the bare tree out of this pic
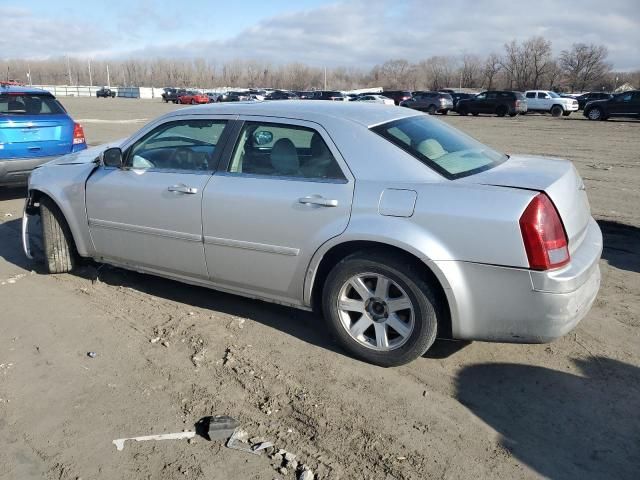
[560,43,611,92]
[482,53,501,89]
[379,59,412,88]
[460,54,482,88]
[525,36,553,89]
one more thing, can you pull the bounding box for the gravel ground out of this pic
[0,98,638,480]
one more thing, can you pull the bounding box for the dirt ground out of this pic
[1,98,638,480]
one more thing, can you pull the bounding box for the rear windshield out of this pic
[372,115,507,179]
[0,93,65,115]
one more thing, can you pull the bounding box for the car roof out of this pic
[175,100,420,127]
[0,85,54,95]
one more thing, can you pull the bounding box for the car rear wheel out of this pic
[496,105,507,117]
[322,251,439,367]
[427,105,437,115]
[40,197,76,274]
[472,112,479,116]
[458,106,469,116]
[441,109,448,115]
[551,105,563,117]
[509,113,517,117]
[586,107,604,121]
[191,99,196,105]
[562,111,571,116]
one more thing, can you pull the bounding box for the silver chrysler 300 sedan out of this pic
[22,101,602,366]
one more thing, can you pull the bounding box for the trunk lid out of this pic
[459,155,591,253]
[0,113,74,159]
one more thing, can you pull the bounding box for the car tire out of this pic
[427,105,437,115]
[562,111,571,116]
[322,251,439,367]
[441,109,448,115]
[586,107,604,121]
[191,100,196,105]
[496,105,507,117]
[458,106,468,116]
[40,197,76,274]
[509,112,517,117]
[472,112,479,116]
[551,105,563,117]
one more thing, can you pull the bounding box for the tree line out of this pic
[2,37,638,93]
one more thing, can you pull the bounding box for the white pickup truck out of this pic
[524,90,579,117]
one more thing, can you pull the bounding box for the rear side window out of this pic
[526,92,536,98]
[0,94,65,115]
[228,122,345,181]
[372,116,507,179]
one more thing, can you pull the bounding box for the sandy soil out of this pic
[1,98,638,480]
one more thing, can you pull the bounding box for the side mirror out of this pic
[253,130,274,146]
[102,147,123,168]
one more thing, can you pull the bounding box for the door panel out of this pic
[85,118,230,279]
[86,169,210,278]
[202,119,354,302]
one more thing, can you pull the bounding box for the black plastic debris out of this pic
[195,415,239,441]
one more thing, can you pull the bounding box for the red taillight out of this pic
[73,122,85,145]
[515,100,521,108]
[519,193,569,270]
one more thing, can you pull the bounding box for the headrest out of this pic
[416,139,446,159]
[271,138,299,175]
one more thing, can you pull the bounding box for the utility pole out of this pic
[27,64,32,86]
[324,67,327,90]
[106,64,111,88]
[66,55,72,85]
[88,59,93,87]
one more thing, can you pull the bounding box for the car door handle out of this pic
[298,195,338,207]
[168,185,198,194]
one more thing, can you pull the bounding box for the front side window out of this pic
[0,94,65,115]
[538,92,550,99]
[372,115,507,179]
[126,120,227,171]
[615,93,632,102]
[227,122,345,181]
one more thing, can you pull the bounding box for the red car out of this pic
[177,91,209,104]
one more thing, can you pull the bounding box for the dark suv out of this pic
[456,91,527,117]
[399,91,453,114]
[576,92,612,110]
[307,91,346,101]
[381,90,412,105]
[162,88,186,103]
[96,87,116,98]
[583,90,640,121]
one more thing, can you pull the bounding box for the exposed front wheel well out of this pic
[311,240,452,339]
[25,190,79,254]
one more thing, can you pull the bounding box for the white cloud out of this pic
[2,0,639,70]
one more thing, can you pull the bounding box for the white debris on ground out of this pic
[1,273,27,286]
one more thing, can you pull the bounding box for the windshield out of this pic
[371,115,507,179]
[548,91,561,98]
[0,93,65,115]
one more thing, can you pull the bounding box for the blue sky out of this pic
[4,0,640,70]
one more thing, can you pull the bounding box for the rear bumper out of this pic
[0,156,58,186]
[437,218,602,343]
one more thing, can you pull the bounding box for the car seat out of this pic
[270,138,302,176]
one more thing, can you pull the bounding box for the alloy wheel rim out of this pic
[337,273,415,351]
[588,109,601,120]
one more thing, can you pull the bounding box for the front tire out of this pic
[322,251,439,367]
[586,107,604,121]
[551,105,563,117]
[458,106,469,116]
[563,111,571,116]
[40,197,76,274]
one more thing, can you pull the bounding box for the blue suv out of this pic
[0,85,86,187]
